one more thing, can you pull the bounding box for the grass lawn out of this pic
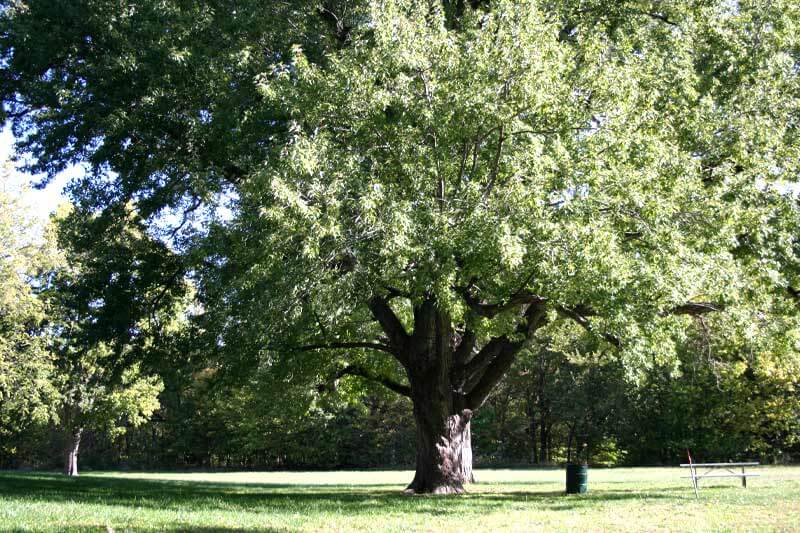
[1,466,798,531]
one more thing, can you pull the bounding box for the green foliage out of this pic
[191,0,800,396]
[166,365,415,469]
[57,345,164,442]
[1,191,181,465]
[0,163,60,450]
[40,202,190,459]
[621,307,800,464]
[5,0,798,380]
[473,323,628,465]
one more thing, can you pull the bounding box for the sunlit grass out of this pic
[1,466,798,531]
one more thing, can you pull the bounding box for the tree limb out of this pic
[465,301,548,408]
[453,329,476,367]
[384,286,411,301]
[368,295,410,364]
[664,302,723,316]
[318,4,352,44]
[460,336,506,392]
[632,10,679,27]
[788,287,800,305]
[222,164,247,185]
[556,301,722,344]
[323,364,411,397]
[301,341,396,356]
[556,305,621,348]
[166,195,203,240]
[458,286,547,318]
[482,124,505,202]
[464,338,520,408]
[147,265,185,313]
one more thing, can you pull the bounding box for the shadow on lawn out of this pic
[0,471,684,519]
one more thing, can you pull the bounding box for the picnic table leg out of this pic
[742,466,746,488]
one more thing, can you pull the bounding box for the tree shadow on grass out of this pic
[38,526,293,533]
[0,471,685,520]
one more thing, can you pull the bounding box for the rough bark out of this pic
[64,427,83,477]
[402,299,473,494]
[405,403,474,494]
[403,371,475,493]
[459,420,475,483]
[358,287,705,490]
[366,294,547,494]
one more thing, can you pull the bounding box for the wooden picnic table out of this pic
[679,462,760,498]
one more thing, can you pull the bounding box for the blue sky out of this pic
[2,126,235,248]
[1,126,74,221]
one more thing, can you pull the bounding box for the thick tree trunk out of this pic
[402,301,475,494]
[64,427,82,477]
[406,402,474,494]
[367,294,547,494]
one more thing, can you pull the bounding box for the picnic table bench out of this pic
[680,462,760,498]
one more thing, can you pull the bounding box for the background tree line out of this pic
[3,200,797,471]
[5,343,799,470]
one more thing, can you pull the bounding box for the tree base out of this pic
[63,428,82,477]
[403,483,466,495]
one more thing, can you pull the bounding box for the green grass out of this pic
[1,466,798,531]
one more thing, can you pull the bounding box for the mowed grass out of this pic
[1,466,799,531]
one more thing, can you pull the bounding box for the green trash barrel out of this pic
[566,464,588,494]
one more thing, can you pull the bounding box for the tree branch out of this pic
[301,342,396,356]
[453,329,476,367]
[4,109,31,119]
[384,285,411,301]
[464,338,520,408]
[222,164,247,185]
[788,287,800,305]
[482,124,505,202]
[457,138,469,188]
[664,302,723,316]
[147,265,185,313]
[556,305,620,348]
[460,336,506,392]
[458,286,547,318]
[166,195,203,240]
[465,301,548,409]
[368,295,410,364]
[323,365,411,397]
[318,5,352,44]
[633,10,679,27]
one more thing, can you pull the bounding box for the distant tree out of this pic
[55,349,162,476]
[621,307,800,464]
[474,323,627,466]
[0,162,59,454]
[43,205,184,475]
[4,0,800,493]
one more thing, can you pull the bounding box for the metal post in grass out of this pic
[687,449,699,499]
